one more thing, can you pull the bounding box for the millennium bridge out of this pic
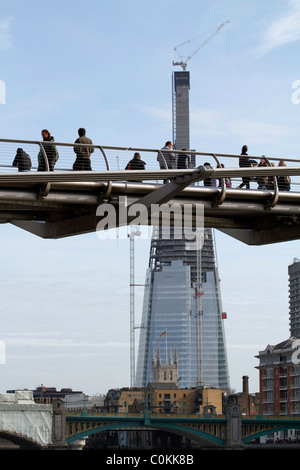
[1,139,300,449]
[0,138,300,245]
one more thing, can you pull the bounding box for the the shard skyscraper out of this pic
[135,227,229,389]
[136,69,229,390]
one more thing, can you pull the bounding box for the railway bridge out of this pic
[66,397,300,449]
[1,392,300,449]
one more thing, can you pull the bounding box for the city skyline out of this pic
[0,0,299,395]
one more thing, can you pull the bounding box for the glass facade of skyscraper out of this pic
[136,227,230,390]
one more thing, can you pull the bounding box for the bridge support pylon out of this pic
[224,395,243,449]
[50,399,69,449]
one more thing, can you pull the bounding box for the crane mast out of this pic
[128,226,141,388]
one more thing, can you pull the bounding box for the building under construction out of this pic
[135,226,229,389]
[136,24,230,390]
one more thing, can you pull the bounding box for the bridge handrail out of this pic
[1,137,300,164]
[66,410,226,420]
[66,409,300,422]
[1,138,300,197]
[243,414,300,421]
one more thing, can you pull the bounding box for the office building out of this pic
[289,258,300,338]
[136,227,230,390]
[136,65,229,390]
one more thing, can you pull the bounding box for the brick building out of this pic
[256,338,300,416]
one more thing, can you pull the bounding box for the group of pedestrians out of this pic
[124,141,191,183]
[13,129,60,172]
[11,134,292,192]
[156,141,190,170]
[238,144,291,191]
[154,141,231,188]
[12,128,94,172]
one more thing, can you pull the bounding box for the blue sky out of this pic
[0,0,299,395]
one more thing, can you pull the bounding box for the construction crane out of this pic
[172,23,228,384]
[128,226,141,388]
[172,20,230,70]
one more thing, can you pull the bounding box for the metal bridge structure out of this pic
[2,390,300,449]
[66,408,300,448]
[0,138,300,245]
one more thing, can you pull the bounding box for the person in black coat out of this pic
[177,149,190,169]
[125,152,146,181]
[13,148,32,172]
[38,129,59,171]
[277,160,291,191]
[238,145,256,189]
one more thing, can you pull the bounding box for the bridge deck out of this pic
[1,138,300,244]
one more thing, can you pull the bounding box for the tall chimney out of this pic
[242,376,249,395]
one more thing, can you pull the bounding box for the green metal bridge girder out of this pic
[242,418,300,444]
[66,413,300,447]
[66,414,226,446]
[66,422,225,447]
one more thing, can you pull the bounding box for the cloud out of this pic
[257,0,300,56]
[134,103,171,123]
[190,106,225,137]
[229,118,298,144]
[0,17,13,50]
[227,344,264,350]
[138,104,226,137]
[3,332,129,350]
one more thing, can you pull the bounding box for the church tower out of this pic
[152,346,178,385]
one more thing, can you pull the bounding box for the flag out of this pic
[160,330,166,337]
